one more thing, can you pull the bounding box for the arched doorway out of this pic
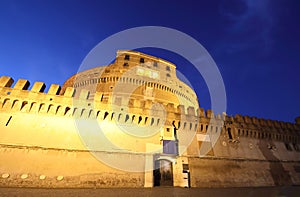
[153,159,173,186]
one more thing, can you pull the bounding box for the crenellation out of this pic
[265,120,272,127]
[279,121,286,129]
[244,116,252,124]
[215,114,221,120]
[258,118,264,126]
[251,117,258,125]
[47,84,61,95]
[205,109,214,119]
[235,114,244,122]
[31,82,46,93]
[0,76,14,88]
[63,87,76,98]
[221,113,300,144]
[197,108,205,117]
[78,89,90,100]
[13,79,30,90]
[166,103,175,113]
[187,106,195,116]
[177,105,185,114]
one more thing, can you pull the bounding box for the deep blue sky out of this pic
[0,0,299,123]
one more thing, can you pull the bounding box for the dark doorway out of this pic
[153,159,173,186]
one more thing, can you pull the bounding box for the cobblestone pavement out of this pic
[0,186,299,197]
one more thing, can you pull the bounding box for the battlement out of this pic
[0,76,206,130]
[233,113,299,130]
[1,76,299,136]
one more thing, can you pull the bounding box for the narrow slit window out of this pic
[228,128,233,140]
[6,116,12,126]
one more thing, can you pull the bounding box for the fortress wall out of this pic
[188,157,300,187]
[196,110,300,159]
[2,75,297,149]
[0,145,145,188]
[1,76,300,188]
[194,115,300,187]
[0,109,169,153]
[0,112,86,150]
[0,77,201,154]
[210,136,266,160]
[194,114,300,187]
[210,135,300,161]
[1,141,299,188]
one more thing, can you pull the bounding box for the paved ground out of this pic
[0,186,299,197]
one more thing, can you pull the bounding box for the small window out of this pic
[140,58,144,63]
[166,66,170,71]
[153,62,158,67]
[228,128,233,140]
[166,128,170,132]
[123,63,129,67]
[124,54,130,60]
[166,73,171,77]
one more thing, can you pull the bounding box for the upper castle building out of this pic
[61,50,198,109]
[0,50,299,188]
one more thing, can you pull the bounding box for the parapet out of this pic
[0,76,14,87]
[233,112,299,134]
[0,76,67,97]
[0,76,204,123]
[3,75,296,134]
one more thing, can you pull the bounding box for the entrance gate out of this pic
[153,159,173,186]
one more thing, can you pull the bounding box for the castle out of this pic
[0,50,299,188]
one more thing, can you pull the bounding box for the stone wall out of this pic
[1,75,300,188]
[189,157,300,187]
[0,145,145,188]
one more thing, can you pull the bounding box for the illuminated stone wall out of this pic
[61,50,199,111]
[0,75,198,188]
[0,50,299,188]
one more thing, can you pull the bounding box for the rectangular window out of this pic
[163,140,178,155]
[140,58,144,63]
[124,54,130,60]
[182,164,189,171]
[166,66,170,71]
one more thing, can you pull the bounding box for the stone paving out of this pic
[0,186,299,197]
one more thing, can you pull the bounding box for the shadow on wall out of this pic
[258,140,292,186]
